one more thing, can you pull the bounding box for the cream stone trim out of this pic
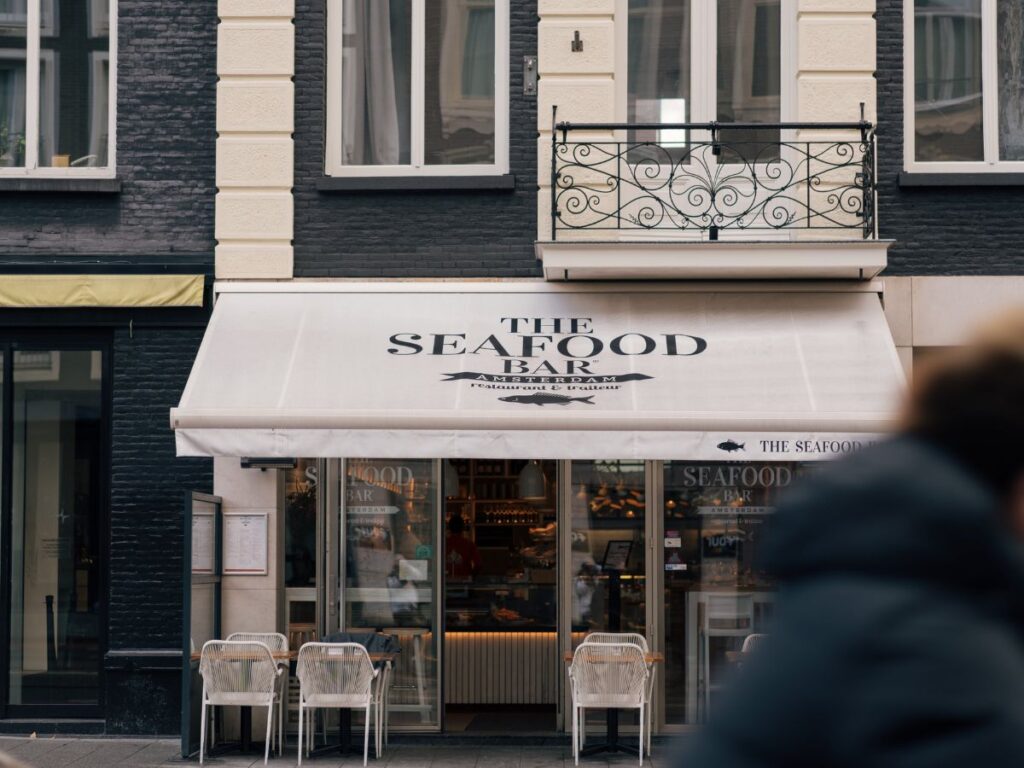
[216,0,294,279]
[883,276,1024,348]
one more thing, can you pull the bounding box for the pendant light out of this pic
[518,460,547,500]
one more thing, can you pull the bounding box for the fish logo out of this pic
[499,392,595,406]
[717,440,745,453]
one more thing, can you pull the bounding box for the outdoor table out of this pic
[190,650,396,755]
[563,649,664,757]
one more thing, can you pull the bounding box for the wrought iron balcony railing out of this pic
[550,117,876,241]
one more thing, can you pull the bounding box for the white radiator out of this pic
[444,631,558,705]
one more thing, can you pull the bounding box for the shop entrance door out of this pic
[0,342,108,717]
[442,460,560,733]
[336,459,443,730]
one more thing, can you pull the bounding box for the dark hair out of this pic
[448,515,465,535]
[903,309,1024,501]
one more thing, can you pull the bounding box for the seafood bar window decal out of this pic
[387,315,707,405]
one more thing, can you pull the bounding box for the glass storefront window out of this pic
[571,460,647,731]
[570,460,647,641]
[662,460,816,724]
[284,459,318,589]
[9,349,104,707]
[342,459,439,728]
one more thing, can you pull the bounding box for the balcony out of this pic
[536,119,890,281]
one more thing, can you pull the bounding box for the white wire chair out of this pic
[226,632,289,756]
[568,642,649,767]
[198,640,282,766]
[582,633,655,756]
[296,642,379,767]
[741,632,767,654]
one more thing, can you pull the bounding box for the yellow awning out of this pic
[0,274,204,308]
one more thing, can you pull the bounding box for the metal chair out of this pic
[741,632,767,654]
[226,632,289,755]
[583,633,655,756]
[198,640,281,766]
[568,642,648,767]
[297,642,378,767]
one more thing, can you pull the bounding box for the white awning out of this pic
[172,282,905,460]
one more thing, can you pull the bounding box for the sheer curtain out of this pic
[341,0,410,165]
[461,8,494,98]
[0,63,26,167]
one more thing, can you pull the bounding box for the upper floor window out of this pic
[625,0,792,161]
[0,0,115,177]
[326,0,509,177]
[906,0,1024,171]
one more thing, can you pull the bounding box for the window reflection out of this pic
[662,460,816,724]
[9,350,104,707]
[285,460,318,589]
[0,1,26,168]
[914,0,984,161]
[627,0,691,160]
[343,459,438,727]
[716,0,781,162]
[37,0,109,168]
[570,460,647,639]
[424,0,495,165]
[997,0,1024,159]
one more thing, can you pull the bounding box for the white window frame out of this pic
[612,0,797,242]
[0,0,116,179]
[615,0,796,132]
[325,0,509,178]
[904,0,1024,173]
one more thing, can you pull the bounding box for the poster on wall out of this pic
[223,512,269,575]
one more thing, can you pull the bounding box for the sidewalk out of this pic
[0,736,679,768]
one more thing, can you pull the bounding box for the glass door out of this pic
[2,345,107,715]
[338,459,442,730]
[562,460,649,733]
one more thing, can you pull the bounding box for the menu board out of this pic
[191,511,216,574]
[223,512,269,575]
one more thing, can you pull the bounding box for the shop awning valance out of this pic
[0,274,204,308]
[171,282,905,460]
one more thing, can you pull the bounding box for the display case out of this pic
[444,459,558,631]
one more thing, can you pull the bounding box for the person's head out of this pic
[448,514,465,536]
[902,308,1024,535]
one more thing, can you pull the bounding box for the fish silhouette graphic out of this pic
[717,440,746,453]
[499,392,595,406]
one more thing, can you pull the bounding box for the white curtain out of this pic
[342,0,405,165]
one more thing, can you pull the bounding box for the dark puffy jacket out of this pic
[679,437,1024,768]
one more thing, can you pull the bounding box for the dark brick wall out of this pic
[107,322,211,734]
[294,0,539,277]
[877,0,1024,275]
[0,0,216,735]
[0,0,216,256]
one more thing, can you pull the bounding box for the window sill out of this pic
[0,177,121,193]
[316,174,516,192]
[898,171,1024,187]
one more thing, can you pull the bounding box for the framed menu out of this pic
[223,512,269,575]
[191,510,217,574]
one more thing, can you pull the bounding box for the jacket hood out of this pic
[763,436,1024,600]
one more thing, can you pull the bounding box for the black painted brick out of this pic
[293,0,539,277]
[108,324,211,733]
[0,0,217,257]
[876,0,1024,275]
